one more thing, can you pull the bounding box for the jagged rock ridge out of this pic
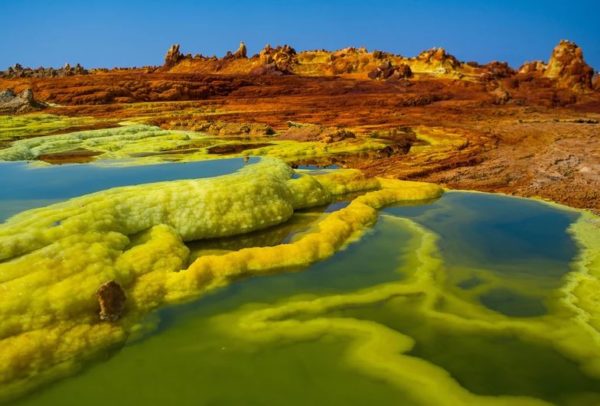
[160,40,597,93]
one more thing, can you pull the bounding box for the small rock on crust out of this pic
[97,280,126,321]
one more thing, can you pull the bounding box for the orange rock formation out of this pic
[0,40,598,211]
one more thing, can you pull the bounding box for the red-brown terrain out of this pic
[1,40,598,211]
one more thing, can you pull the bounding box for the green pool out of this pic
[2,159,599,406]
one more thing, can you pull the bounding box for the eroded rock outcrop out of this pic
[0,89,46,113]
[519,60,546,74]
[481,61,515,81]
[233,41,247,59]
[164,44,184,67]
[257,44,297,74]
[368,61,412,81]
[544,40,594,91]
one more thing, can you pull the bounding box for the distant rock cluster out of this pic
[0,88,46,113]
[0,63,88,79]
[165,41,250,69]
[253,44,297,75]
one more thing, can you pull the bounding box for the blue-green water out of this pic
[385,192,580,317]
[0,158,258,220]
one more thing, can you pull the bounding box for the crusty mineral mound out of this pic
[544,40,594,91]
[0,88,46,113]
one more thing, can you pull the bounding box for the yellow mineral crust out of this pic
[561,211,600,375]
[0,114,104,142]
[0,124,193,161]
[0,158,443,400]
[0,122,388,165]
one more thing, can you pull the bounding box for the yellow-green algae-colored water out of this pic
[0,157,599,405]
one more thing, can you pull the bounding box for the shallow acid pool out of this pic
[2,159,599,406]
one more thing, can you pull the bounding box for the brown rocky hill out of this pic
[162,41,597,92]
[164,43,478,79]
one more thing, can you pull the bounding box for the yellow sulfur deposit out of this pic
[0,114,106,142]
[0,124,195,161]
[0,122,388,164]
[560,211,600,375]
[0,158,443,400]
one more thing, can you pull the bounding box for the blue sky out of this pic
[1,0,598,70]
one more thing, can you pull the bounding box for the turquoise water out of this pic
[0,158,258,220]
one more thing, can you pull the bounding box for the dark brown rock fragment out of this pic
[97,280,126,322]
